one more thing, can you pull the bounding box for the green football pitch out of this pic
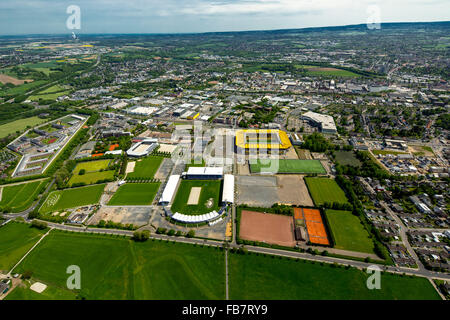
[305,177,349,206]
[127,156,163,179]
[39,184,105,214]
[170,180,222,215]
[250,159,326,174]
[108,183,161,205]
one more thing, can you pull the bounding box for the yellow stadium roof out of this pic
[235,129,292,150]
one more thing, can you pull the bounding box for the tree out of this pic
[186,230,195,238]
[31,220,47,230]
[78,169,86,175]
[133,230,150,242]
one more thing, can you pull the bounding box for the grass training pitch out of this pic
[39,184,105,214]
[72,160,111,174]
[126,156,163,179]
[228,253,441,300]
[325,210,375,254]
[305,177,349,206]
[108,182,161,206]
[171,180,222,215]
[12,231,225,300]
[0,222,47,272]
[250,159,326,174]
[0,180,48,212]
[5,282,77,300]
[68,170,115,186]
[0,117,48,138]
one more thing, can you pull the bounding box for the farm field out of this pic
[67,170,115,186]
[108,183,161,206]
[334,151,362,167]
[29,90,69,101]
[295,65,360,78]
[250,159,326,174]
[0,180,48,212]
[5,282,77,300]
[0,116,48,138]
[12,231,225,300]
[0,80,47,97]
[171,180,222,215]
[228,253,440,300]
[305,177,349,206]
[127,156,163,179]
[0,222,47,272]
[325,210,375,254]
[39,184,106,214]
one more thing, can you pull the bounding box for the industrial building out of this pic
[301,111,337,134]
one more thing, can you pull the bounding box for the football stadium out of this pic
[159,167,234,226]
[235,129,292,154]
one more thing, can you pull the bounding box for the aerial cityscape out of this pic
[0,0,449,309]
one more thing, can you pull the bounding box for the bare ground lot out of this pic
[89,207,152,227]
[240,210,296,247]
[0,74,33,85]
[276,175,314,206]
[236,175,279,207]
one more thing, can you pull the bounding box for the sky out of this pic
[0,0,449,35]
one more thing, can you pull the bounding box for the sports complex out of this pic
[235,129,292,154]
[159,167,234,225]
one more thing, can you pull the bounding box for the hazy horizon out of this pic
[1,0,449,36]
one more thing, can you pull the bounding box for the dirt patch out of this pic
[89,206,151,227]
[30,282,47,293]
[187,187,202,205]
[276,175,314,206]
[240,210,296,247]
[125,161,136,174]
[236,175,279,207]
[0,74,34,85]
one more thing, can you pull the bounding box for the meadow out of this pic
[39,184,106,214]
[12,231,225,300]
[171,180,222,215]
[68,170,115,186]
[72,160,111,174]
[228,253,440,300]
[108,182,161,206]
[0,117,48,138]
[250,159,326,174]
[0,222,47,272]
[325,210,375,254]
[0,180,48,213]
[305,177,349,206]
[333,151,362,167]
[127,156,163,179]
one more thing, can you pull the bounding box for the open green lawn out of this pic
[295,65,360,78]
[0,180,48,212]
[68,170,115,186]
[250,159,326,174]
[0,117,48,138]
[372,150,409,155]
[305,177,349,206]
[29,91,69,101]
[5,282,77,300]
[12,231,225,300]
[108,183,161,206]
[325,210,375,254]
[39,184,105,214]
[73,160,111,174]
[171,180,222,215]
[0,80,47,97]
[0,222,47,272]
[334,151,362,167]
[229,253,440,300]
[127,156,163,179]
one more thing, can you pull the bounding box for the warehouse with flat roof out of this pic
[301,111,337,134]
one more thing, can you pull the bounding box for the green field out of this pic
[73,160,111,174]
[229,253,440,300]
[68,170,115,186]
[29,91,69,101]
[250,159,326,174]
[171,180,222,215]
[0,80,47,97]
[325,210,375,254]
[0,222,47,272]
[305,177,349,206]
[12,231,225,300]
[5,282,77,300]
[0,117,48,138]
[108,183,161,206]
[0,180,48,212]
[334,151,362,167]
[127,156,163,179]
[39,184,106,214]
[295,65,360,78]
[372,150,409,156]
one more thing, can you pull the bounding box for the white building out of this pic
[301,111,337,134]
[126,138,158,157]
[222,174,235,204]
[159,175,181,205]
